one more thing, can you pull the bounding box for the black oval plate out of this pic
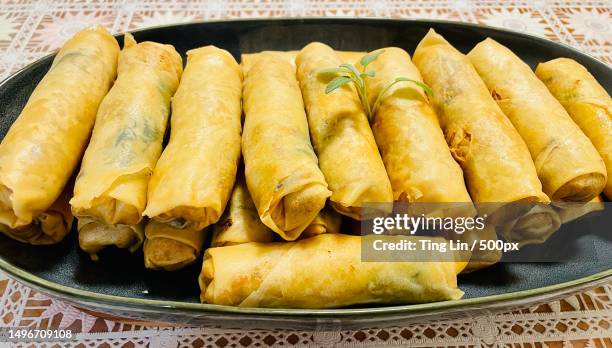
[0,18,610,329]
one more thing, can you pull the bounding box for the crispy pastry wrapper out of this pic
[70,34,182,226]
[296,42,393,219]
[0,187,73,245]
[364,47,472,204]
[242,54,331,241]
[144,46,242,230]
[456,225,502,273]
[78,218,144,260]
[0,26,119,230]
[554,195,605,224]
[412,29,547,205]
[211,176,274,246]
[468,39,606,202]
[212,178,340,246]
[143,220,206,271]
[497,203,561,248]
[241,50,366,75]
[535,58,612,199]
[301,206,342,238]
[199,234,463,308]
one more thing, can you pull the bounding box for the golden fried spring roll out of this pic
[212,178,340,246]
[296,43,393,219]
[143,220,205,271]
[70,34,182,256]
[301,206,342,238]
[211,176,274,247]
[468,39,606,201]
[78,218,144,261]
[457,225,502,273]
[0,26,119,234]
[535,58,612,199]
[241,50,366,75]
[143,46,240,270]
[145,46,241,229]
[364,47,472,205]
[242,55,330,241]
[498,203,561,248]
[412,30,547,206]
[554,195,605,224]
[0,187,73,245]
[199,234,463,308]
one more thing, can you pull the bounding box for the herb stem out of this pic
[322,50,433,123]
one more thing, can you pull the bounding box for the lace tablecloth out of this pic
[0,0,611,346]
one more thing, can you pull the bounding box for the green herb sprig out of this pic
[321,50,433,121]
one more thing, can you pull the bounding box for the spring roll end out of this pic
[265,183,330,241]
[551,172,607,202]
[78,220,143,257]
[143,237,198,271]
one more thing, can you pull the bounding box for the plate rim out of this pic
[0,17,610,317]
[2,255,610,317]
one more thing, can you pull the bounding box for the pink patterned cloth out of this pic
[0,0,610,347]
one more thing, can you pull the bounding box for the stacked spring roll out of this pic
[143,46,243,270]
[211,176,341,246]
[143,220,207,271]
[363,47,493,269]
[242,54,331,241]
[211,176,274,247]
[556,196,605,224]
[70,34,182,259]
[412,30,558,248]
[497,203,561,248]
[0,26,119,244]
[535,58,612,200]
[0,187,74,245]
[296,42,393,219]
[200,234,464,308]
[468,39,606,202]
[412,30,547,205]
[301,206,342,238]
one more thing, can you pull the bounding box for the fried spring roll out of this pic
[457,225,502,273]
[364,47,472,205]
[78,218,144,260]
[241,50,366,75]
[554,195,605,224]
[0,26,119,236]
[212,178,341,246]
[70,34,182,256]
[0,187,73,245]
[296,43,393,219]
[301,206,342,238]
[468,39,606,202]
[144,46,241,229]
[199,234,463,308]
[142,47,241,268]
[242,55,330,241]
[211,176,274,247]
[498,203,561,248]
[143,220,206,271]
[412,30,547,205]
[535,58,612,199]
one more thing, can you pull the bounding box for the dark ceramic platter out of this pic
[0,19,610,329]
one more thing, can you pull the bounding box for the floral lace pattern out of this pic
[1,271,610,347]
[0,0,610,346]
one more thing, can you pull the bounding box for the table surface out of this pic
[0,0,611,347]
